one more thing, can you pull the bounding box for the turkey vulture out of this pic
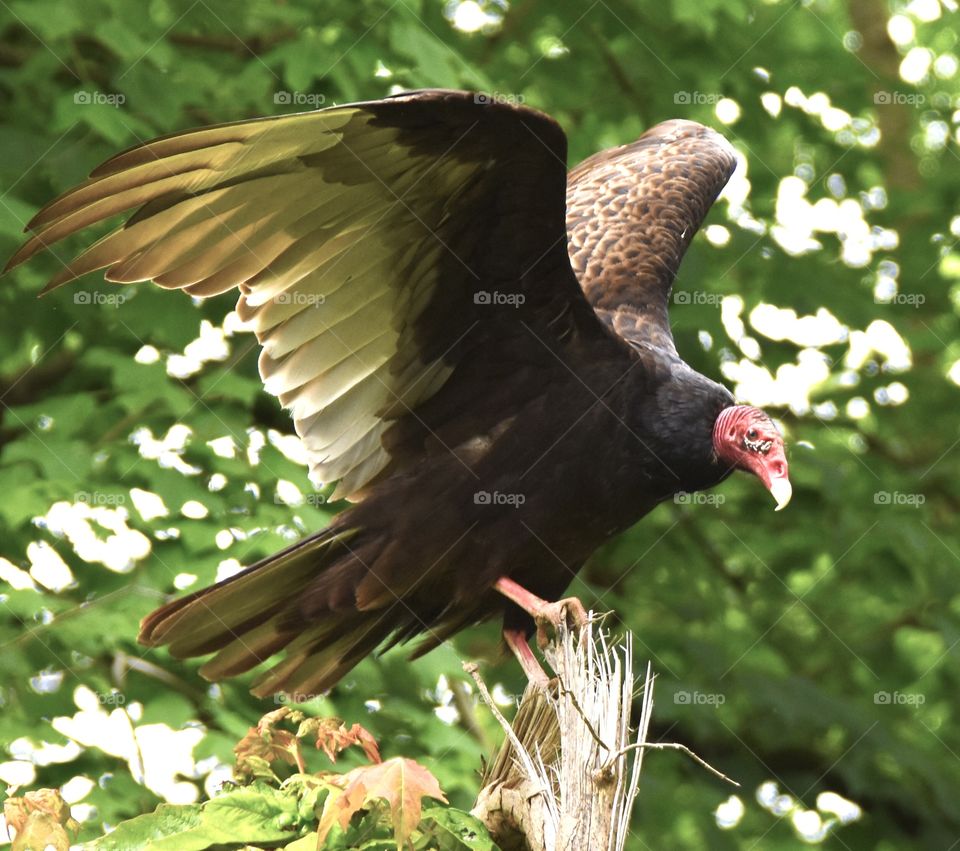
[7,90,790,696]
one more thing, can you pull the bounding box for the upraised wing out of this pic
[566,119,738,354]
[7,90,611,499]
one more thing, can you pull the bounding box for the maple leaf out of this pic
[316,757,447,849]
[298,717,382,764]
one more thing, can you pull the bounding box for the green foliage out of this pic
[51,710,489,850]
[1,0,958,849]
[88,787,301,850]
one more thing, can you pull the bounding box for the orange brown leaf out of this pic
[299,717,382,764]
[316,757,446,848]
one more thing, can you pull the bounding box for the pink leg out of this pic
[494,576,551,614]
[494,576,588,649]
[503,628,550,688]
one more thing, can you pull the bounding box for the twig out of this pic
[449,675,490,749]
[600,741,740,787]
[464,662,547,797]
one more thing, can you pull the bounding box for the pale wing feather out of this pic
[258,265,395,360]
[10,94,580,500]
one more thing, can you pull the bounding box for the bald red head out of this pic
[712,405,791,510]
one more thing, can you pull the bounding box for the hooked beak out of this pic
[741,446,791,511]
[757,449,791,511]
[769,477,793,511]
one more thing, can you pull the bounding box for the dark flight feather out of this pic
[567,119,737,353]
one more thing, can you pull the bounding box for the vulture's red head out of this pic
[713,406,791,510]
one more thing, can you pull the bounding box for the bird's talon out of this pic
[534,596,589,648]
[561,596,589,629]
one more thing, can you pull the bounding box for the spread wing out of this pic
[566,119,737,354]
[6,89,613,499]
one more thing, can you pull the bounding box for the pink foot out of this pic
[533,595,588,649]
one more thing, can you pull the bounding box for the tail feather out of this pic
[408,606,484,660]
[196,616,298,680]
[249,613,392,698]
[140,528,358,655]
[138,522,481,698]
[138,527,373,689]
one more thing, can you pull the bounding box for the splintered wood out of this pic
[467,619,652,851]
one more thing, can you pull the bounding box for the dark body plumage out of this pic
[8,90,739,696]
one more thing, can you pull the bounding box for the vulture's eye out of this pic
[746,427,758,440]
